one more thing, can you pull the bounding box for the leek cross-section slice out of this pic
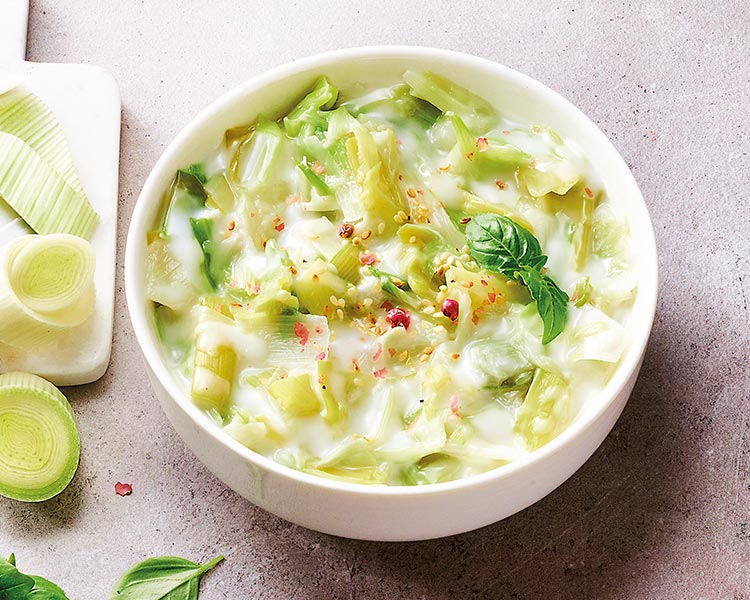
[0,372,80,502]
[0,132,98,238]
[0,234,96,349]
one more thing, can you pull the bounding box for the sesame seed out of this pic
[361,229,372,240]
[419,354,430,362]
[377,222,386,235]
[398,351,408,362]
[423,346,434,355]
[409,235,417,244]
[329,295,338,305]
[423,305,435,314]
[337,308,344,319]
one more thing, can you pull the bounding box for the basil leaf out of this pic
[0,555,70,600]
[466,213,547,277]
[518,266,569,344]
[109,555,224,600]
[0,555,35,599]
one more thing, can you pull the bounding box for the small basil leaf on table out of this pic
[109,555,224,600]
[0,554,70,599]
[465,213,568,343]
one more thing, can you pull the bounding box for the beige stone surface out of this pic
[1,1,748,598]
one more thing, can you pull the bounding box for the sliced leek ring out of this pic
[0,372,80,502]
[0,234,96,349]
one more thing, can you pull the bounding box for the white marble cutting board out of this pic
[0,0,121,385]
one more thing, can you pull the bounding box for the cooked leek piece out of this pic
[0,234,96,349]
[0,372,80,502]
[229,119,285,188]
[283,77,338,137]
[0,132,98,238]
[330,243,361,284]
[346,124,408,234]
[191,310,237,415]
[403,70,495,130]
[268,372,321,416]
[297,161,332,196]
[514,369,569,450]
[145,234,194,310]
[0,87,84,195]
[368,267,419,309]
[204,172,235,212]
[293,258,348,315]
[317,359,345,424]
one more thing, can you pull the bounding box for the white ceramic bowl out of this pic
[125,46,658,541]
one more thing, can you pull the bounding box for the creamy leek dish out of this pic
[146,72,636,486]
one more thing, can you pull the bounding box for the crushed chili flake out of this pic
[406,188,417,198]
[311,161,325,174]
[488,292,497,303]
[439,164,451,171]
[114,482,132,496]
[227,220,236,231]
[381,299,394,311]
[398,174,404,181]
[293,322,310,345]
[231,302,243,307]
[314,326,323,334]
[465,151,475,160]
[358,251,377,266]
[229,278,238,288]
[274,222,285,232]
[480,278,489,287]
[476,137,489,150]
[450,395,461,418]
[387,347,397,357]
[373,367,388,379]
[372,343,383,362]
[471,310,480,325]
[315,351,327,361]
[584,186,594,198]
[570,290,580,303]
[495,179,507,190]
[459,216,472,225]
[502,129,510,135]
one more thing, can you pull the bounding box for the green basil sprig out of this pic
[110,555,224,600]
[0,553,70,599]
[466,213,569,343]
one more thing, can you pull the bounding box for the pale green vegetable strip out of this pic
[330,243,361,283]
[268,372,321,416]
[0,234,96,349]
[191,311,237,415]
[0,88,84,194]
[514,369,569,450]
[403,70,495,127]
[0,372,80,502]
[0,132,98,238]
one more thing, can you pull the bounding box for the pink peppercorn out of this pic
[441,298,459,321]
[386,307,411,330]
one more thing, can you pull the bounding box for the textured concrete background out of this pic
[1,1,748,598]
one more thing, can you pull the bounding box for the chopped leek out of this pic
[0,234,96,349]
[0,372,80,502]
[0,132,97,238]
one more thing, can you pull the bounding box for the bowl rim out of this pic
[125,44,658,498]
